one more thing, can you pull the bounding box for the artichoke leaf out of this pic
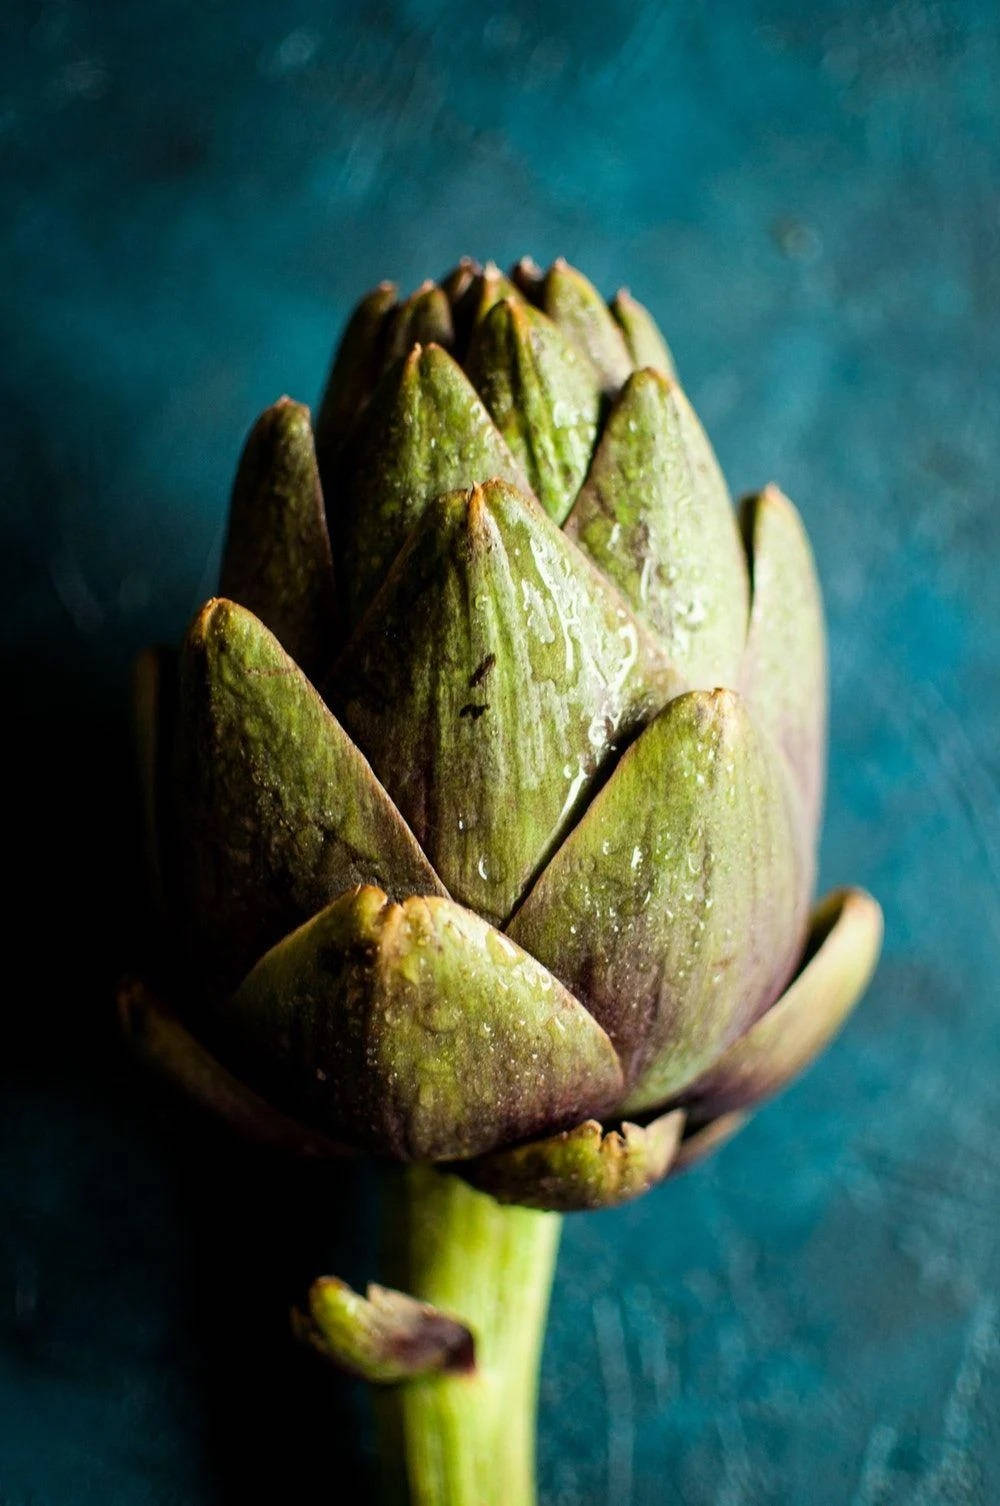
[461,1108,684,1212]
[314,281,397,468]
[610,288,677,378]
[465,297,603,525]
[293,1276,474,1384]
[679,887,883,1123]
[509,689,806,1113]
[219,398,337,678]
[335,343,530,624]
[221,886,624,1162]
[331,478,680,926]
[438,256,482,356]
[539,258,633,393]
[382,282,455,366]
[439,261,524,362]
[564,368,749,690]
[740,485,827,850]
[439,256,480,309]
[469,262,524,326]
[510,255,546,301]
[175,599,443,988]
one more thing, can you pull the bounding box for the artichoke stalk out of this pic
[121,255,882,1505]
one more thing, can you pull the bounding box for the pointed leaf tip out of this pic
[220,399,337,677]
[510,255,545,300]
[466,296,603,524]
[315,281,398,465]
[610,288,677,378]
[540,259,633,392]
[334,342,529,623]
[739,483,827,851]
[565,369,749,689]
[382,283,455,366]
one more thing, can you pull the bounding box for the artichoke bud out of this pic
[125,256,881,1215]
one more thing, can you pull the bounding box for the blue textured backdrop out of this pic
[3,2,999,1502]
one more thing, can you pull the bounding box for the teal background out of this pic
[3,1,999,1502]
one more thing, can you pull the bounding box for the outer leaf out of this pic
[465,298,603,524]
[294,1276,474,1383]
[461,1108,684,1211]
[509,690,805,1113]
[222,886,625,1161]
[540,258,633,393]
[680,887,883,1122]
[565,369,749,689]
[740,485,827,846]
[117,976,345,1157]
[331,479,679,926]
[610,288,677,378]
[335,344,529,624]
[175,599,443,988]
[314,281,397,464]
[219,398,336,677]
[382,282,455,365]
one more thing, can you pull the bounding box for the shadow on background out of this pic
[4,628,374,1499]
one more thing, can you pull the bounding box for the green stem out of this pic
[377,1165,562,1506]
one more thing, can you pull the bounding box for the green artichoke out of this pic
[126,253,879,1188]
[122,257,881,1496]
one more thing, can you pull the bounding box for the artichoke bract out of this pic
[123,257,881,1501]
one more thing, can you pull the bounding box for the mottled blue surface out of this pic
[3,2,999,1502]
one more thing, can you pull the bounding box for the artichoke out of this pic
[122,256,882,1505]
